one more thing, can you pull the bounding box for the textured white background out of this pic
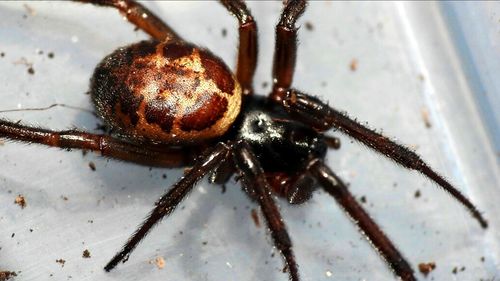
[0,2,498,281]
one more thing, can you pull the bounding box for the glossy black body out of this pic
[230,96,327,173]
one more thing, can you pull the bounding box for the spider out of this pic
[0,1,488,281]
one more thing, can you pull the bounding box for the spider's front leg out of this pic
[233,141,299,281]
[272,88,488,229]
[267,0,487,228]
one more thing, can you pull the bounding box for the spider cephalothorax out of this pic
[0,1,487,281]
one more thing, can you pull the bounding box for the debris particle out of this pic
[480,256,485,262]
[261,81,268,89]
[414,190,421,198]
[155,256,165,269]
[82,249,91,258]
[251,208,261,228]
[0,271,17,281]
[325,270,333,277]
[202,241,208,246]
[56,259,66,267]
[418,73,425,81]
[349,58,358,71]
[11,233,14,238]
[27,66,35,75]
[418,262,436,276]
[88,162,96,171]
[421,108,432,128]
[0,52,5,58]
[61,195,68,201]
[23,4,36,16]
[14,195,26,209]
[162,174,167,179]
[221,28,227,37]
[304,21,314,31]
[360,196,367,204]
[48,52,54,59]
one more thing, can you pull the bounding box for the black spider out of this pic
[0,1,487,281]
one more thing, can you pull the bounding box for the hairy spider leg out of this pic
[271,0,306,101]
[267,0,487,229]
[104,142,231,271]
[266,0,487,278]
[73,0,181,42]
[233,141,299,281]
[308,160,416,281]
[220,0,258,96]
[276,89,488,229]
[0,120,191,167]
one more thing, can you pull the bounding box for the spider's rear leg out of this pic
[220,0,258,95]
[273,88,488,229]
[308,159,416,281]
[73,0,181,42]
[0,119,192,167]
[105,142,231,271]
[233,141,299,281]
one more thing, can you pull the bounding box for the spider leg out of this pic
[73,0,181,42]
[0,120,192,167]
[308,159,416,281]
[271,0,306,100]
[272,89,488,229]
[233,141,299,281]
[104,142,231,271]
[220,0,258,96]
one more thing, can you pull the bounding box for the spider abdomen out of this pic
[90,40,241,144]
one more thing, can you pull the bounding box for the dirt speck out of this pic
[360,196,367,204]
[251,208,261,228]
[153,256,165,269]
[221,28,227,37]
[23,4,36,16]
[418,262,436,276]
[48,52,54,59]
[27,67,35,75]
[56,259,66,267]
[0,271,17,281]
[14,195,26,209]
[0,52,5,58]
[88,162,96,171]
[349,58,358,72]
[421,108,432,128]
[82,249,91,259]
[414,190,421,198]
[305,21,314,31]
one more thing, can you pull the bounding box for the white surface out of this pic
[0,1,498,281]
